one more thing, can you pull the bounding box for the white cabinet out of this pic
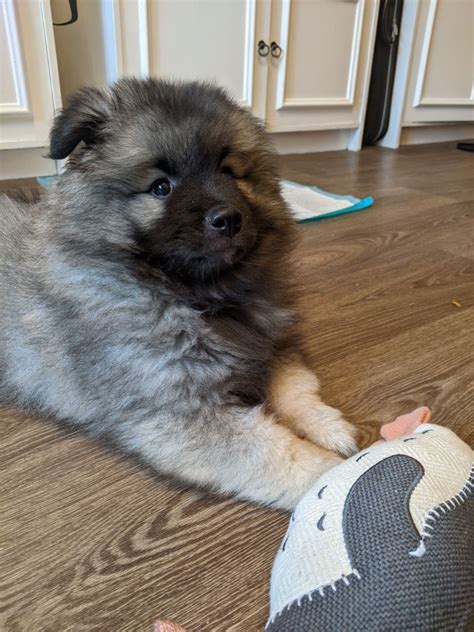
[52,0,379,152]
[0,0,61,177]
[1,0,473,177]
[381,0,474,148]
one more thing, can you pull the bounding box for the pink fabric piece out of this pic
[153,621,188,632]
[380,406,431,441]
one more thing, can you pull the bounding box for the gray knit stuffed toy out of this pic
[267,408,473,631]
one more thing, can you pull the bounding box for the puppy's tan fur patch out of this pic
[270,355,358,457]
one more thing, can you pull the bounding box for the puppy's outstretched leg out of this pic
[269,354,358,457]
[126,406,341,510]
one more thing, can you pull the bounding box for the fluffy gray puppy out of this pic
[0,79,357,509]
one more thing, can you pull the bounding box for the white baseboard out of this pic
[267,121,472,154]
[0,147,58,180]
[399,123,474,146]
[269,129,352,155]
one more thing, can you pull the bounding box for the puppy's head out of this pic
[50,78,293,283]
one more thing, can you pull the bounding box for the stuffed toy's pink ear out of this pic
[153,621,188,632]
[380,406,431,441]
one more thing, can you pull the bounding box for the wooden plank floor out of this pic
[1,142,473,631]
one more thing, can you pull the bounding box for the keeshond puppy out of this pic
[0,79,357,509]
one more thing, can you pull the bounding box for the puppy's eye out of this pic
[151,177,173,198]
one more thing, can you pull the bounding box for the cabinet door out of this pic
[403,0,474,124]
[0,0,60,150]
[265,0,378,133]
[146,0,269,117]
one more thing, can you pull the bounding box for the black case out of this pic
[363,0,404,145]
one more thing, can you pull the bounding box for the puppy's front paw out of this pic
[303,405,359,457]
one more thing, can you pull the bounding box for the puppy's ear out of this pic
[49,87,111,159]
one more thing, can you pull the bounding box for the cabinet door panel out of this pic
[420,0,472,103]
[0,0,59,149]
[404,0,473,123]
[0,2,27,112]
[266,0,378,133]
[280,0,361,106]
[148,0,256,108]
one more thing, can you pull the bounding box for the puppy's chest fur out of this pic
[2,259,290,424]
[143,278,291,407]
[203,303,291,404]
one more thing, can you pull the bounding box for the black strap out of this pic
[53,0,78,26]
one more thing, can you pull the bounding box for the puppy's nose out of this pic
[207,207,242,238]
